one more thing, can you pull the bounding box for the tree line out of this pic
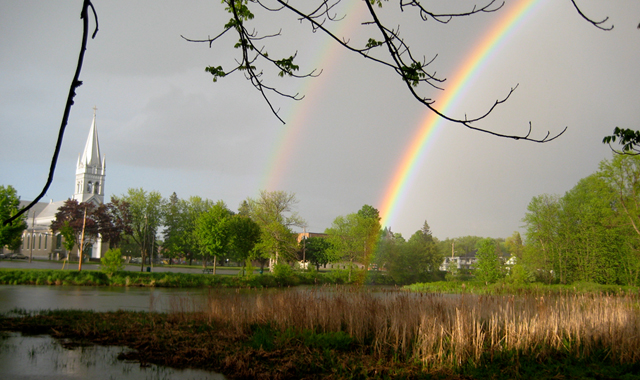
[522,154,640,286]
[3,182,552,286]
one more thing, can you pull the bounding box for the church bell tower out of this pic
[73,107,106,205]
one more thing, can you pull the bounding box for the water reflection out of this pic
[0,332,225,380]
[0,285,407,314]
[0,285,212,314]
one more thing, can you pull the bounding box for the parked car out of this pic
[9,253,27,260]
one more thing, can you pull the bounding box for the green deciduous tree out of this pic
[113,188,166,271]
[504,231,524,260]
[59,221,77,254]
[522,194,563,283]
[474,238,503,283]
[325,205,381,282]
[523,158,640,285]
[373,227,405,271]
[181,196,215,265]
[300,236,332,271]
[227,214,262,275]
[162,192,187,264]
[195,201,233,273]
[247,190,305,270]
[0,185,27,251]
[374,222,443,284]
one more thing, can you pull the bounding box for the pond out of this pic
[0,284,408,378]
[0,331,225,380]
[0,284,409,314]
[0,285,212,314]
[0,285,231,378]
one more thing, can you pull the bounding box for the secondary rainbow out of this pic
[378,0,545,228]
[261,2,365,191]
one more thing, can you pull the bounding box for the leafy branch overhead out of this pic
[603,127,640,155]
[183,0,613,141]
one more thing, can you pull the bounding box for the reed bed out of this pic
[199,287,640,369]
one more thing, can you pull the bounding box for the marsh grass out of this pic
[2,288,640,379]
[199,287,640,369]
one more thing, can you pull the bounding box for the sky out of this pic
[1,0,640,241]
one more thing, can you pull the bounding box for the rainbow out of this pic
[261,2,365,190]
[378,0,546,229]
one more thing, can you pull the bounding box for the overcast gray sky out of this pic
[2,1,639,240]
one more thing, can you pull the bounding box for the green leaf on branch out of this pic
[275,56,299,77]
[365,38,384,49]
[224,0,254,21]
[603,127,640,153]
[400,62,426,87]
[205,66,226,82]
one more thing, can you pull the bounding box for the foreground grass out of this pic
[2,289,640,379]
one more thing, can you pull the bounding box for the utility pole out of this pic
[302,226,306,267]
[78,206,87,271]
[141,215,147,272]
[29,210,35,263]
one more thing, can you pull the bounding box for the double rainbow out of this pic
[378,0,545,229]
[260,0,546,231]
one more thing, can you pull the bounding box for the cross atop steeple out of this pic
[92,105,97,117]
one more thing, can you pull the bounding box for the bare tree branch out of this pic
[570,0,613,31]
[3,0,98,227]
[186,0,578,142]
[400,0,504,24]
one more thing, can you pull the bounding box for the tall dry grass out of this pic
[180,287,640,368]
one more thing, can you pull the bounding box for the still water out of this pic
[0,285,227,379]
[0,284,404,378]
[0,332,225,380]
[0,285,212,314]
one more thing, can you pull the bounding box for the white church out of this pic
[17,109,108,260]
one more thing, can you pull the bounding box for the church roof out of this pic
[18,200,48,220]
[80,111,102,168]
[19,200,66,229]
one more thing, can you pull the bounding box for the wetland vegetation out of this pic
[2,285,640,379]
[0,267,393,288]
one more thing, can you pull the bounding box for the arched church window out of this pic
[44,234,48,249]
[94,182,100,194]
[87,182,93,193]
[56,234,62,250]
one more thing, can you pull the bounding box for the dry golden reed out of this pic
[187,287,640,368]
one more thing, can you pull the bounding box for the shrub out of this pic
[100,248,124,276]
[506,263,535,284]
[272,263,294,281]
[324,269,350,284]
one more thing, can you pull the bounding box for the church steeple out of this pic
[73,107,106,204]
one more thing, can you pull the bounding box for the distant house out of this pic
[297,231,328,243]
[439,250,479,272]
